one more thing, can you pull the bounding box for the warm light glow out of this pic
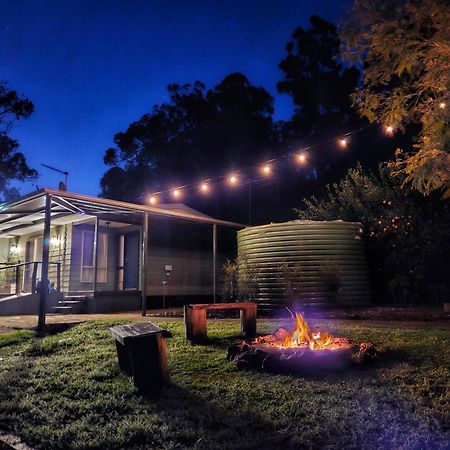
[261,164,271,175]
[229,174,238,185]
[385,125,395,136]
[200,182,209,192]
[172,189,181,198]
[339,138,348,148]
[9,245,19,255]
[439,102,446,109]
[50,236,60,246]
[149,195,157,205]
[297,153,307,164]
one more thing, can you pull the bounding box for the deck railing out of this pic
[0,261,61,295]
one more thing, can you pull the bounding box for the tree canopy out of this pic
[340,0,450,198]
[0,83,37,201]
[101,73,279,204]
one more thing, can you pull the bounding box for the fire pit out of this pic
[227,312,379,374]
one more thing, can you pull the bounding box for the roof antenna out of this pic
[41,163,69,191]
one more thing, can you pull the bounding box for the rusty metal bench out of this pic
[110,322,171,393]
[184,302,257,343]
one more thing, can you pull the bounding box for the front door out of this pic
[118,233,139,290]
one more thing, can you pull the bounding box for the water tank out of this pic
[237,220,371,308]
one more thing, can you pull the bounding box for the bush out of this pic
[296,163,450,304]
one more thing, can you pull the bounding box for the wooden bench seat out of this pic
[110,322,171,393]
[184,302,257,342]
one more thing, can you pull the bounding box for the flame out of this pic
[253,312,343,351]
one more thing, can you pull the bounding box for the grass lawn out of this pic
[0,319,449,450]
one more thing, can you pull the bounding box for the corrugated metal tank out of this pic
[237,220,371,308]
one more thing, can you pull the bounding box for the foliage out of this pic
[278,15,361,139]
[236,252,259,301]
[0,320,448,449]
[220,259,238,301]
[340,0,450,197]
[0,83,37,200]
[101,74,278,203]
[279,261,305,299]
[296,163,450,304]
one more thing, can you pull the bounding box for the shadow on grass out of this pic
[140,382,285,449]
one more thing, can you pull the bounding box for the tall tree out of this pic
[101,73,279,221]
[340,0,450,198]
[0,83,37,200]
[277,15,361,139]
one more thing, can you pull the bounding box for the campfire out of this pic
[227,311,379,373]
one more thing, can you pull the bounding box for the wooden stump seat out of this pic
[184,302,257,343]
[110,322,171,393]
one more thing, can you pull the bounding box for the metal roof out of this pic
[0,188,245,237]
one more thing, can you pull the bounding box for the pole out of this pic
[213,224,217,304]
[92,216,99,293]
[38,194,52,332]
[141,213,149,316]
[248,177,252,225]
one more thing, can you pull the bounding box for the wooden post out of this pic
[15,265,21,294]
[127,335,170,393]
[56,262,61,293]
[38,194,52,332]
[240,304,257,337]
[184,305,207,342]
[31,262,38,293]
[92,216,99,293]
[212,224,217,304]
[141,213,148,316]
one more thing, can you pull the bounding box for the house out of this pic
[0,189,243,319]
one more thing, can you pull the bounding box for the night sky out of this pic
[1,0,349,196]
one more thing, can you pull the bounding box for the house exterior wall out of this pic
[145,217,214,297]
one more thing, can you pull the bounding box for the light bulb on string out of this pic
[200,182,209,192]
[297,152,307,164]
[172,189,181,198]
[261,163,272,176]
[384,125,395,136]
[149,194,158,205]
[228,174,238,185]
[338,137,348,148]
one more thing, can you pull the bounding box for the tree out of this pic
[0,83,37,200]
[296,163,450,304]
[277,15,361,139]
[101,73,279,222]
[340,0,450,197]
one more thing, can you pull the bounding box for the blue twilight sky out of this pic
[1,0,349,196]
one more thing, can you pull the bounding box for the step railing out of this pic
[0,261,61,295]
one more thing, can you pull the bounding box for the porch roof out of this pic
[0,188,245,237]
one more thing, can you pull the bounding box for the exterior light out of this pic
[339,138,348,148]
[149,195,157,205]
[9,244,19,255]
[228,174,238,185]
[439,102,446,109]
[384,125,395,136]
[261,164,271,175]
[297,153,307,164]
[50,236,60,246]
[172,189,181,198]
[200,182,209,192]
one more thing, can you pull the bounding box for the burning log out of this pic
[227,313,380,374]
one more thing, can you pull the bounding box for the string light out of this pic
[384,125,395,136]
[142,124,384,201]
[338,138,348,148]
[439,102,446,109]
[297,152,307,164]
[261,163,272,175]
[228,174,238,185]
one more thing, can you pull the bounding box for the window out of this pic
[81,230,108,283]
